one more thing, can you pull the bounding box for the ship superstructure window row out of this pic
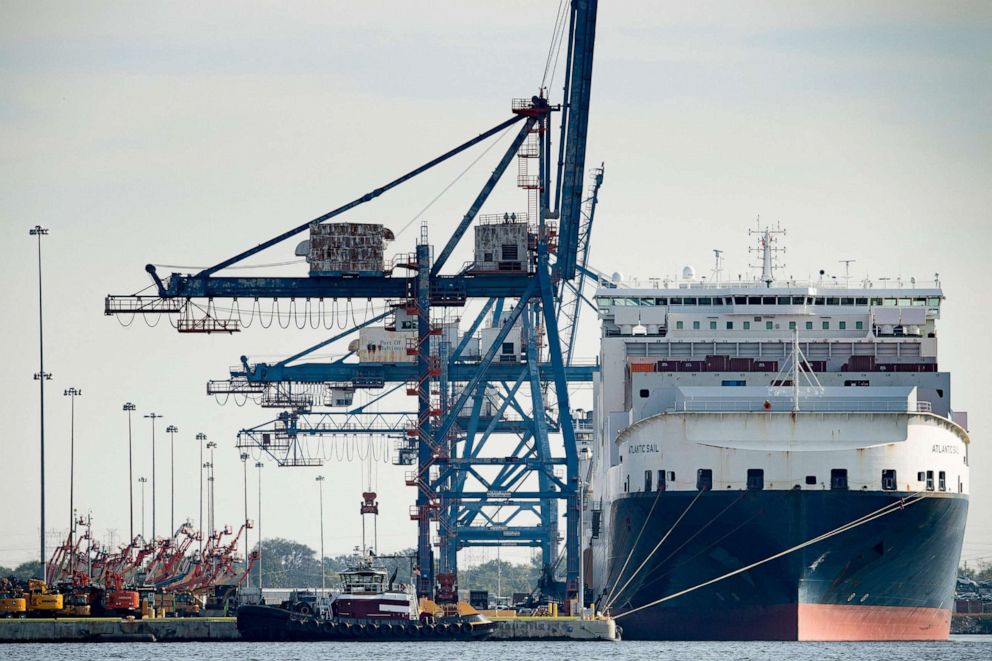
[597,295,940,309]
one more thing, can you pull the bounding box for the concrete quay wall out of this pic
[0,617,239,643]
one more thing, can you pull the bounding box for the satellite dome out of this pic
[682,265,695,279]
[611,271,624,284]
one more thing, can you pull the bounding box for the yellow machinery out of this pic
[0,596,27,618]
[23,579,64,615]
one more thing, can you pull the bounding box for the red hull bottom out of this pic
[797,604,951,641]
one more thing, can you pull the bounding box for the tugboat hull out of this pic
[237,604,495,641]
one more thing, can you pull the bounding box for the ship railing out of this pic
[672,399,930,413]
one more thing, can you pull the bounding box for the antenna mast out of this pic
[748,219,786,288]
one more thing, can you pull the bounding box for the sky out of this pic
[1,1,990,571]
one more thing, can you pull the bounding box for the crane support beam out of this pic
[431,117,539,276]
[136,273,535,302]
[238,362,596,385]
[194,115,525,278]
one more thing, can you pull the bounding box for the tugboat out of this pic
[241,480,495,641]
[237,553,495,641]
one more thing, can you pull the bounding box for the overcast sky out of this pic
[1,1,990,571]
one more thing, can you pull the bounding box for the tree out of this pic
[960,560,992,582]
[13,561,44,580]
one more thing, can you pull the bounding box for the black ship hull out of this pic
[605,489,967,640]
[237,604,495,642]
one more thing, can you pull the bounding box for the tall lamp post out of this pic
[206,441,217,535]
[255,461,264,592]
[123,403,136,541]
[144,412,163,540]
[31,225,51,574]
[64,387,82,547]
[316,475,326,593]
[138,476,148,540]
[240,453,249,555]
[166,425,178,536]
[196,433,207,551]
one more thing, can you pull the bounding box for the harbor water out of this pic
[6,637,992,660]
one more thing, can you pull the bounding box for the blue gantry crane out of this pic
[106,0,600,604]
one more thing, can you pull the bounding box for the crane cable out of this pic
[613,493,928,620]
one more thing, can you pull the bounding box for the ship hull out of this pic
[605,489,967,640]
[236,605,495,642]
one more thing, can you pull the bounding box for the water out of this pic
[7,637,992,661]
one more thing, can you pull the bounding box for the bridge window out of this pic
[805,475,817,485]
[644,470,652,492]
[842,297,854,305]
[827,297,840,305]
[939,471,946,492]
[762,297,776,305]
[831,469,848,490]
[792,297,805,305]
[881,469,898,491]
[657,470,666,492]
[684,298,697,305]
[814,297,825,305]
[856,298,868,305]
[696,469,713,491]
[926,470,935,491]
[747,469,764,490]
[721,380,746,386]
[699,297,712,305]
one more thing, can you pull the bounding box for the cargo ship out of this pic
[584,228,970,640]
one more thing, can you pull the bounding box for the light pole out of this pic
[64,387,81,548]
[196,433,207,551]
[123,403,136,541]
[31,225,50,573]
[206,441,217,535]
[144,412,163,540]
[255,461,263,592]
[166,425,178,536]
[316,475,326,593]
[240,453,249,554]
[138,477,148,540]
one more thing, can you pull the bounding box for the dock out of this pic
[0,615,617,643]
[0,618,240,643]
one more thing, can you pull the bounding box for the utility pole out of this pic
[30,225,50,575]
[123,403,136,541]
[240,453,248,556]
[166,425,179,535]
[196,433,206,552]
[64,387,82,548]
[316,475,326,593]
[257,462,265,590]
[144,412,163,540]
[138,477,148,540]
[206,441,217,535]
